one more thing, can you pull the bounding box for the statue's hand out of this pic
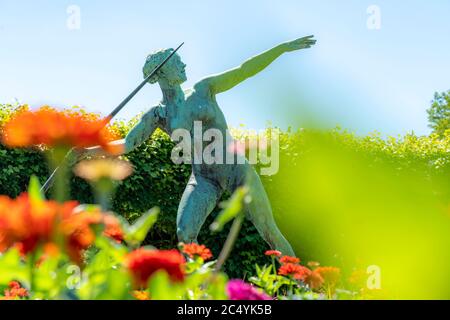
[72,146,101,163]
[283,35,316,52]
[74,147,90,161]
[65,148,90,167]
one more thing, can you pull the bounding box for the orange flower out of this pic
[0,193,120,265]
[279,255,300,264]
[304,270,324,290]
[1,107,122,154]
[278,263,311,280]
[124,248,185,288]
[3,281,28,299]
[181,243,213,261]
[74,159,133,182]
[61,210,126,264]
[0,194,78,254]
[348,269,367,288]
[61,211,125,265]
[35,243,60,267]
[307,261,320,269]
[102,214,124,244]
[131,290,150,300]
[264,250,281,257]
[60,210,103,265]
[315,267,341,287]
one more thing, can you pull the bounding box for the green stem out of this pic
[54,163,69,203]
[214,214,244,273]
[271,257,277,276]
[93,178,115,211]
[289,277,294,298]
[271,257,279,298]
[48,147,71,203]
[95,189,111,211]
[201,214,244,297]
[29,252,36,295]
[327,285,332,300]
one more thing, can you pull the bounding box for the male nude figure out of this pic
[87,36,316,256]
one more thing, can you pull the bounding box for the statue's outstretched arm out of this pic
[81,106,162,158]
[197,36,316,95]
[123,106,162,153]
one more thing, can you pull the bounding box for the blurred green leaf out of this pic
[28,175,45,202]
[147,270,179,300]
[210,186,249,232]
[0,249,28,285]
[125,207,159,247]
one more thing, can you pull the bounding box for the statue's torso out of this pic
[158,87,226,134]
[156,86,248,190]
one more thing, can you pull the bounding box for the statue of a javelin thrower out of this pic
[79,36,316,256]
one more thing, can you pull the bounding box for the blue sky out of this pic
[0,0,449,135]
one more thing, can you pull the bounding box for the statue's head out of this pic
[143,48,187,86]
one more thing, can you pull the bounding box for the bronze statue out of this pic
[85,36,316,256]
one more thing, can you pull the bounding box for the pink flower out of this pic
[265,250,282,257]
[226,280,271,300]
[227,141,247,156]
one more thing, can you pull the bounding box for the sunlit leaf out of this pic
[147,270,179,300]
[0,249,28,285]
[125,207,159,247]
[210,186,249,232]
[28,175,45,203]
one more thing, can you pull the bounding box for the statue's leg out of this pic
[244,168,295,256]
[176,174,222,243]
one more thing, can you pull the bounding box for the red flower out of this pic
[264,250,281,257]
[315,267,341,287]
[181,243,213,261]
[3,281,28,299]
[278,263,300,276]
[1,107,122,154]
[293,266,313,281]
[278,263,311,280]
[125,249,185,288]
[279,255,300,264]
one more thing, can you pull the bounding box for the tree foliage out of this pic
[427,91,450,136]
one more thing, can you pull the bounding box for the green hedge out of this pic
[0,104,272,278]
[1,104,450,278]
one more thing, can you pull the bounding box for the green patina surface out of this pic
[91,36,316,256]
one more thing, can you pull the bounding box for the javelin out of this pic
[41,42,184,193]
